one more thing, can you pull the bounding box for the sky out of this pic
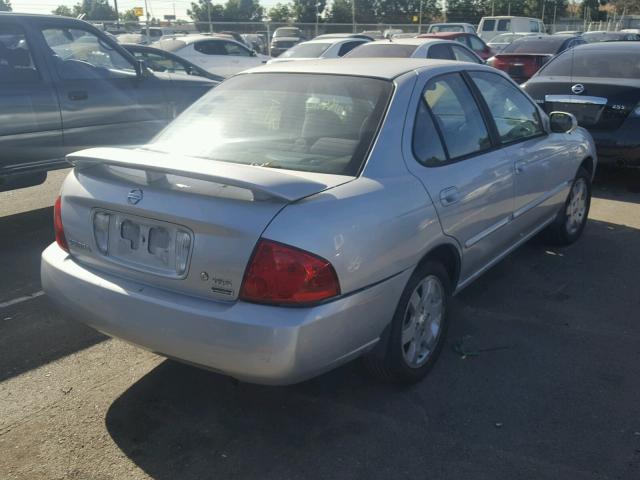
[11,0,277,20]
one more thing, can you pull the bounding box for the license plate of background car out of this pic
[94,210,192,278]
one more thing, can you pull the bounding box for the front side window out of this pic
[482,20,496,31]
[280,42,331,58]
[423,74,490,159]
[224,41,251,56]
[470,71,543,144]
[42,27,135,79]
[132,50,187,75]
[451,45,480,63]
[0,23,39,83]
[151,73,393,176]
[194,40,227,55]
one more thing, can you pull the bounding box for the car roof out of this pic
[573,41,640,51]
[243,58,481,80]
[299,38,365,46]
[420,32,470,37]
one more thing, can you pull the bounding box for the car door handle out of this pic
[515,161,527,174]
[68,91,88,101]
[440,187,460,206]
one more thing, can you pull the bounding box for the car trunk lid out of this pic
[61,147,353,301]
[491,53,553,82]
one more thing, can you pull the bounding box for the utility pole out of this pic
[491,0,494,16]
[144,0,150,42]
[207,1,212,33]
[443,0,447,23]
[553,0,557,32]
[352,0,356,33]
[541,0,546,23]
[418,0,423,34]
[113,0,120,29]
[315,2,319,37]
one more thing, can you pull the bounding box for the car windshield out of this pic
[539,48,640,79]
[150,73,393,176]
[345,43,417,58]
[275,28,299,37]
[502,37,565,53]
[280,42,332,58]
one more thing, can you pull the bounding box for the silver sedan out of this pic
[41,59,597,385]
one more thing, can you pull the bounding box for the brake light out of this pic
[240,239,340,305]
[54,196,68,252]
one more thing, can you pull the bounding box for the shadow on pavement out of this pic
[592,165,640,203]
[105,219,640,480]
[0,206,108,382]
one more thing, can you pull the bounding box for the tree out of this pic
[326,0,352,22]
[52,5,74,16]
[0,0,11,12]
[378,0,440,24]
[188,0,225,31]
[224,0,264,21]
[120,8,140,22]
[268,3,294,22]
[291,0,326,23]
[69,0,117,20]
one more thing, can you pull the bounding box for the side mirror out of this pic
[134,59,147,77]
[549,111,578,134]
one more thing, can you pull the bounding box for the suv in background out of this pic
[0,13,216,191]
[270,27,304,56]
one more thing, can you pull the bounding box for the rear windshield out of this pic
[275,28,300,38]
[539,48,640,79]
[502,37,564,53]
[280,42,331,58]
[345,43,417,58]
[150,73,393,176]
[431,25,464,32]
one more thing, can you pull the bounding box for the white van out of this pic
[478,16,546,41]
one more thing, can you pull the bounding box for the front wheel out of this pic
[364,261,451,384]
[543,167,591,245]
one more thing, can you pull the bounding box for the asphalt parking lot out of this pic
[1,167,639,480]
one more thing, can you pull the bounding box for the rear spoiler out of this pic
[67,147,351,202]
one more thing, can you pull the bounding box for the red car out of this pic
[486,35,586,84]
[417,32,494,60]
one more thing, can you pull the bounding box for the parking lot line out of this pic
[0,290,44,309]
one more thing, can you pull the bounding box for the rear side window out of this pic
[338,41,364,56]
[428,43,453,60]
[482,20,496,31]
[223,41,250,56]
[470,71,543,144]
[469,36,485,51]
[413,102,447,166]
[422,73,491,160]
[540,48,640,79]
[497,19,511,31]
[530,20,539,32]
[0,23,39,83]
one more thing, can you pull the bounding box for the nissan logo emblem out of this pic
[571,84,585,95]
[127,189,143,205]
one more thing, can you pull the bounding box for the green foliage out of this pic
[326,0,352,23]
[327,0,440,24]
[71,0,117,20]
[119,8,140,22]
[52,5,74,16]
[188,0,225,31]
[268,3,294,22]
[224,0,264,21]
[0,0,10,12]
[446,0,569,24]
[291,0,327,23]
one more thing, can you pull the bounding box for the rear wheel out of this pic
[364,261,451,383]
[544,168,591,245]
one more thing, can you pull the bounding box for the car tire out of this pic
[363,261,451,384]
[543,167,591,246]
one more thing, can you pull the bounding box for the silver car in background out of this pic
[42,59,596,385]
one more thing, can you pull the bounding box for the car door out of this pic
[468,71,575,228]
[190,40,234,76]
[403,71,516,282]
[221,40,260,73]
[38,23,169,153]
[0,19,63,176]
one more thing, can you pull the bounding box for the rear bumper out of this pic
[588,118,640,166]
[41,244,407,385]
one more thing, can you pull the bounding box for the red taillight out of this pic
[240,239,340,305]
[54,196,68,252]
